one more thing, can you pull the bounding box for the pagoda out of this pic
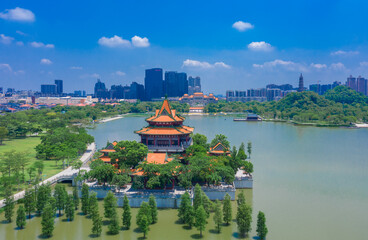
[135,99,193,152]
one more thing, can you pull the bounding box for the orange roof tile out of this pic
[136,126,193,135]
[146,99,185,123]
[145,153,173,164]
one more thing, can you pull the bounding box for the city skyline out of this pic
[1,1,368,93]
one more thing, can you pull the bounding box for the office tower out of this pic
[94,79,109,99]
[6,88,15,93]
[320,84,332,95]
[145,68,163,100]
[346,75,357,91]
[188,76,201,95]
[0,87,3,94]
[130,82,145,100]
[54,79,63,95]
[266,84,293,91]
[110,85,125,99]
[164,71,188,97]
[356,76,367,95]
[266,88,282,101]
[41,84,57,95]
[298,73,304,92]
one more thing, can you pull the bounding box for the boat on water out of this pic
[233,113,262,121]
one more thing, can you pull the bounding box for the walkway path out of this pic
[0,142,96,208]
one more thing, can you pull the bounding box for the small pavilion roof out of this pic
[146,99,184,123]
[209,142,231,155]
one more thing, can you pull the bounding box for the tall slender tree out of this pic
[194,205,207,237]
[65,195,75,221]
[237,191,246,207]
[36,184,51,215]
[89,192,98,219]
[16,205,26,229]
[41,203,55,237]
[193,184,202,210]
[247,141,252,159]
[213,200,223,233]
[122,195,132,229]
[104,191,117,219]
[92,215,102,237]
[178,191,191,223]
[81,183,89,215]
[108,213,120,235]
[72,186,79,210]
[236,203,252,238]
[54,184,67,216]
[223,193,232,225]
[202,192,212,218]
[148,195,158,224]
[4,186,14,222]
[137,214,149,239]
[256,211,268,240]
[24,189,36,219]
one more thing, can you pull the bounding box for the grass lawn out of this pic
[0,137,66,196]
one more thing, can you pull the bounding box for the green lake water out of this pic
[1,115,368,239]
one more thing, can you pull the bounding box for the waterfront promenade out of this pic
[0,143,96,208]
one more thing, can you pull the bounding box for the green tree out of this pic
[193,184,202,210]
[137,214,149,238]
[122,195,132,229]
[16,205,26,229]
[54,183,67,216]
[257,211,268,240]
[92,215,102,237]
[185,205,195,228]
[49,197,57,216]
[148,195,158,224]
[24,189,36,218]
[41,203,55,237]
[109,140,148,168]
[237,191,246,207]
[178,191,191,223]
[223,193,232,225]
[81,183,89,215]
[72,159,83,174]
[238,142,247,160]
[194,205,207,237]
[0,126,8,145]
[108,213,120,235]
[111,173,130,190]
[89,192,98,219]
[213,200,223,233]
[136,202,152,228]
[247,142,252,159]
[36,184,51,215]
[202,192,212,218]
[192,133,208,148]
[210,134,230,149]
[88,162,116,185]
[4,186,14,222]
[104,191,117,219]
[236,203,252,238]
[73,187,79,210]
[65,195,75,221]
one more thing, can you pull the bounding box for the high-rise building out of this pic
[94,79,109,99]
[145,68,163,100]
[41,84,57,95]
[54,79,63,95]
[346,75,357,91]
[164,71,188,97]
[188,76,201,95]
[266,84,293,91]
[130,82,145,100]
[298,73,304,92]
[0,87,3,94]
[356,76,367,95]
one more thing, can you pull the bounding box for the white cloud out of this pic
[40,58,52,65]
[0,34,14,44]
[131,36,150,47]
[16,30,27,36]
[70,66,83,70]
[0,63,12,72]
[182,59,231,69]
[0,7,35,22]
[98,35,131,48]
[360,62,368,67]
[80,73,100,79]
[248,41,273,52]
[232,21,254,32]
[30,41,54,48]
[310,63,327,69]
[330,62,346,71]
[330,50,359,56]
[253,59,307,72]
[114,71,126,76]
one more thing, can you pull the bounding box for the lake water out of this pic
[1,115,368,239]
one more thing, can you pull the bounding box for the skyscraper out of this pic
[41,84,57,95]
[94,79,109,99]
[130,82,145,100]
[188,76,201,94]
[145,68,163,100]
[164,71,188,97]
[346,75,357,91]
[356,76,367,95]
[54,79,63,95]
[298,73,304,92]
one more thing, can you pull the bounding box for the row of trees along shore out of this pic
[81,133,253,191]
[4,182,267,239]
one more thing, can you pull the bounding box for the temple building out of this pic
[98,141,118,165]
[135,99,193,152]
[209,142,231,156]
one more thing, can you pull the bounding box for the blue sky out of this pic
[0,0,368,94]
